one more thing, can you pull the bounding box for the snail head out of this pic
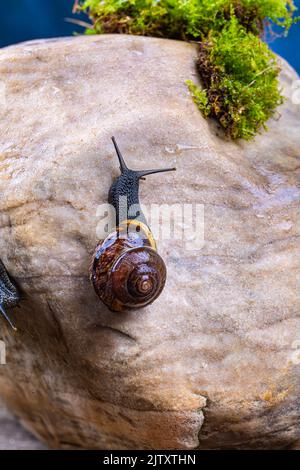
[109,137,176,225]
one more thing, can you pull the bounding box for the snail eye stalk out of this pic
[111,136,128,174]
[136,167,176,178]
[111,136,176,178]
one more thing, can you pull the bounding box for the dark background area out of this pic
[0,0,299,73]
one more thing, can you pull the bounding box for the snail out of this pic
[90,137,176,312]
[0,259,20,330]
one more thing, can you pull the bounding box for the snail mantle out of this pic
[0,35,299,450]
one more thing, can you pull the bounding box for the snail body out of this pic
[90,138,175,312]
[0,259,20,330]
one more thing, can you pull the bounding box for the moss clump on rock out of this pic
[188,15,284,139]
[76,0,298,140]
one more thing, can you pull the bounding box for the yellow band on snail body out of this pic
[119,220,157,251]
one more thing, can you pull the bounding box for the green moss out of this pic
[186,80,211,117]
[194,15,284,139]
[76,0,299,140]
[77,0,296,37]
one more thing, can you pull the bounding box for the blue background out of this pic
[0,0,299,73]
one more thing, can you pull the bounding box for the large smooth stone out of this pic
[0,35,299,450]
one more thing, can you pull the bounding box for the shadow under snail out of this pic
[0,259,20,330]
[90,137,176,312]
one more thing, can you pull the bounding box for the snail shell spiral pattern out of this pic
[91,222,167,312]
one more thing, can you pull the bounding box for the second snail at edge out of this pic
[0,259,20,330]
[90,137,176,312]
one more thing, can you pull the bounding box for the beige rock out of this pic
[0,35,299,450]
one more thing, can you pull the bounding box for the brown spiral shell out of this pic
[90,222,167,312]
